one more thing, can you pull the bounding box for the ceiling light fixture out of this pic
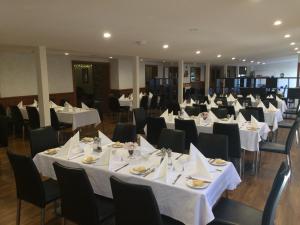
[232,57,236,60]
[273,20,282,26]
[64,52,69,56]
[294,47,299,51]
[250,60,254,63]
[217,54,222,58]
[195,50,201,54]
[103,32,111,39]
[163,44,169,49]
[109,56,113,59]
[242,59,246,62]
[290,42,296,46]
[284,34,291,38]
[262,62,266,65]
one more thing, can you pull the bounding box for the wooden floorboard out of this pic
[0,116,299,225]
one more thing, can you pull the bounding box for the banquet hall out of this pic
[0,0,300,225]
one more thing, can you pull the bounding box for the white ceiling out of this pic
[1,0,300,64]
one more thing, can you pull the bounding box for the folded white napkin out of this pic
[49,101,58,108]
[247,94,256,102]
[257,101,267,112]
[94,148,111,166]
[181,109,189,118]
[64,101,72,108]
[152,156,168,180]
[208,110,219,123]
[67,132,84,160]
[204,101,209,106]
[98,130,113,146]
[236,112,247,123]
[267,95,274,99]
[209,101,218,108]
[168,111,174,121]
[227,115,234,123]
[268,103,277,111]
[250,115,259,129]
[234,101,243,112]
[149,92,153,98]
[276,96,282,102]
[227,94,236,102]
[119,94,125,100]
[189,144,212,180]
[161,109,168,118]
[139,92,144,98]
[30,99,38,107]
[81,102,89,110]
[129,93,133,99]
[191,99,195,104]
[17,101,23,108]
[140,136,156,153]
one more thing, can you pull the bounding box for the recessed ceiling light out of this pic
[262,62,266,65]
[273,20,282,26]
[64,52,69,56]
[195,50,201,54]
[163,44,169,49]
[109,56,113,59]
[232,57,236,60]
[250,60,254,63]
[284,34,291,38]
[217,54,222,58]
[242,59,246,62]
[103,32,111,39]
[257,62,261,64]
[294,47,299,51]
[290,42,296,46]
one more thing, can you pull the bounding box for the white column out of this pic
[297,55,300,87]
[236,65,240,77]
[178,60,184,103]
[132,56,140,108]
[205,63,211,95]
[224,64,228,78]
[35,46,50,127]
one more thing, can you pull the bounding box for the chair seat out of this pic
[43,179,60,204]
[209,198,262,225]
[284,109,297,114]
[95,195,115,222]
[162,215,185,225]
[260,142,285,153]
[278,120,294,128]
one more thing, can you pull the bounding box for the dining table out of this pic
[33,142,241,225]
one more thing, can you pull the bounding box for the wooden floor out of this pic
[0,116,299,225]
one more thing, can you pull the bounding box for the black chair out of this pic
[213,123,243,175]
[158,95,167,111]
[261,99,278,108]
[260,120,299,174]
[60,99,67,106]
[246,107,265,122]
[238,97,252,107]
[175,119,198,150]
[219,106,235,117]
[149,95,158,114]
[26,106,40,129]
[0,115,9,147]
[108,96,129,122]
[112,123,136,143]
[193,104,208,113]
[239,109,252,121]
[184,106,195,116]
[110,176,184,225]
[211,108,228,119]
[53,162,114,225]
[50,108,72,131]
[284,101,300,118]
[158,128,186,154]
[209,161,290,225]
[140,95,149,110]
[167,102,181,115]
[0,103,6,116]
[146,117,167,146]
[197,133,229,160]
[215,97,228,106]
[276,110,300,142]
[7,151,60,225]
[10,105,27,137]
[133,108,147,134]
[29,126,59,158]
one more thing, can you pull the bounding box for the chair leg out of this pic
[63,218,67,225]
[239,158,243,179]
[287,154,292,174]
[41,208,45,225]
[16,199,21,225]
[296,129,299,145]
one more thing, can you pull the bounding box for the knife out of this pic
[114,163,129,172]
[172,174,182,185]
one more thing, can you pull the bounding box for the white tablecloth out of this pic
[164,117,270,152]
[33,145,241,225]
[119,98,133,110]
[20,106,101,130]
[264,110,283,131]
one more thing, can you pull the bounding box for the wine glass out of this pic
[127,142,135,159]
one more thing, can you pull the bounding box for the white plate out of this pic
[81,156,97,164]
[129,167,147,175]
[209,159,227,166]
[186,179,209,189]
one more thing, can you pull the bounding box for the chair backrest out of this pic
[112,123,136,143]
[193,104,208,113]
[158,95,166,109]
[158,128,186,153]
[26,106,40,129]
[261,161,290,225]
[10,105,24,123]
[284,120,299,154]
[53,162,100,225]
[175,119,198,150]
[197,133,228,160]
[246,107,265,122]
[213,123,241,158]
[29,126,59,158]
[0,104,6,116]
[108,96,120,112]
[211,108,228,119]
[150,95,158,109]
[167,102,180,115]
[239,109,251,121]
[133,108,147,134]
[238,97,252,107]
[7,151,46,207]
[140,95,149,110]
[185,106,195,116]
[219,105,235,116]
[110,176,164,225]
[146,117,167,146]
[215,97,228,106]
[50,108,60,130]
[0,115,9,147]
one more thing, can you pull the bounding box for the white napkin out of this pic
[140,136,156,153]
[149,92,153,99]
[129,93,133,99]
[257,101,267,112]
[250,115,259,129]
[119,94,125,100]
[182,109,189,118]
[236,112,247,123]
[267,95,274,99]
[228,115,234,123]
[268,103,277,111]
[247,94,256,102]
[234,101,243,112]
[227,94,236,102]
[98,130,113,146]
[64,101,72,109]
[17,101,23,108]
[67,132,84,160]
[94,148,111,166]
[168,111,174,121]
[161,109,168,118]
[49,101,58,108]
[152,156,168,180]
[139,92,144,98]
[189,144,212,181]
[191,99,196,104]
[276,96,282,102]
[208,110,219,123]
[81,102,89,110]
[209,101,218,108]
[31,99,38,107]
